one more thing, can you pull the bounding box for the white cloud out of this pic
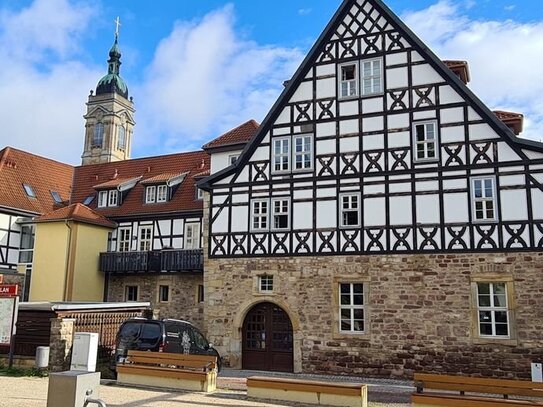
[134,5,303,155]
[299,8,313,16]
[402,0,543,142]
[0,0,101,164]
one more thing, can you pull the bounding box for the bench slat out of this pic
[126,356,214,370]
[126,350,216,364]
[412,393,543,407]
[117,364,210,382]
[415,373,543,391]
[416,381,543,398]
[247,376,364,397]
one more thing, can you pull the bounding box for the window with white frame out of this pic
[117,228,131,252]
[138,226,153,251]
[125,285,139,301]
[98,190,118,208]
[184,223,200,249]
[339,62,358,98]
[108,190,119,207]
[259,275,274,293]
[477,282,509,337]
[413,121,438,161]
[272,198,290,230]
[294,135,312,170]
[472,177,497,221]
[273,138,290,172]
[272,135,313,173]
[251,200,269,231]
[340,193,360,227]
[157,185,168,202]
[196,187,204,200]
[229,154,239,165]
[145,186,156,204]
[98,191,108,208]
[339,283,365,333]
[361,58,382,95]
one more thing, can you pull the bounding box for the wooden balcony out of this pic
[99,249,203,274]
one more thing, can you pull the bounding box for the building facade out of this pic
[0,147,73,299]
[200,0,543,377]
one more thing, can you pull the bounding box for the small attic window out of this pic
[51,191,63,203]
[23,184,36,198]
[83,195,95,205]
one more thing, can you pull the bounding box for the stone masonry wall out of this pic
[108,274,205,330]
[49,318,75,372]
[204,252,543,379]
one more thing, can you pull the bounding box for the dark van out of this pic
[112,318,221,371]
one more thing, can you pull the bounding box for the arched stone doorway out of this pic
[242,302,293,372]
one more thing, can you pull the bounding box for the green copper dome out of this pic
[95,38,129,99]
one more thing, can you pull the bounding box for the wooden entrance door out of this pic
[242,302,293,372]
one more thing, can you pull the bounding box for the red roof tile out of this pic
[140,172,188,185]
[202,120,259,150]
[35,203,116,228]
[0,147,74,215]
[93,176,142,190]
[71,151,209,217]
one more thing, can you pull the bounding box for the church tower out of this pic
[81,19,135,166]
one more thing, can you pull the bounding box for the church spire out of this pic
[81,16,135,166]
[95,17,128,99]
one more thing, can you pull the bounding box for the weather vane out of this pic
[114,16,121,40]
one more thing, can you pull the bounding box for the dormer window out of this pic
[145,186,156,204]
[93,123,104,148]
[23,184,36,198]
[145,185,168,204]
[98,190,119,208]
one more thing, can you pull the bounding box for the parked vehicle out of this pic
[111,317,221,372]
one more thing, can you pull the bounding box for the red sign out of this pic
[0,285,18,297]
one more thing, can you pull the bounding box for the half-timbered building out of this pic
[0,147,73,299]
[200,0,543,377]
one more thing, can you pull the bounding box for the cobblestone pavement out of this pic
[0,370,412,407]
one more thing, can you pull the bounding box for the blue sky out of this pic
[1,0,542,164]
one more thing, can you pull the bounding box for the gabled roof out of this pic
[202,120,259,152]
[93,176,142,190]
[0,147,74,215]
[199,0,543,189]
[140,172,188,186]
[71,151,209,218]
[35,203,116,228]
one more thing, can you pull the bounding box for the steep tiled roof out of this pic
[71,151,209,218]
[202,120,259,150]
[0,147,74,215]
[140,172,188,185]
[35,203,116,228]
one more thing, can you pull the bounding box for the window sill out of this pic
[472,337,518,346]
[413,158,440,164]
[360,91,384,98]
[333,331,371,340]
[338,95,359,101]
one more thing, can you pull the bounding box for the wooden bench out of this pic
[247,376,367,407]
[116,350,217,392]
[412,373,543,406]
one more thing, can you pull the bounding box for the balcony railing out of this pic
[99,249,203,274]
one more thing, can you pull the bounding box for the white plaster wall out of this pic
[416,195,440,223]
